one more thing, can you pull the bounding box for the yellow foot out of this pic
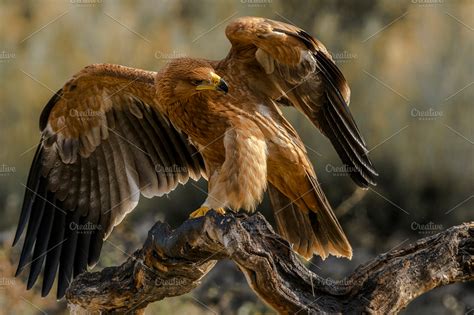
[189,206,226,218]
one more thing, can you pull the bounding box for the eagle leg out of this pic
[189,206,226,218]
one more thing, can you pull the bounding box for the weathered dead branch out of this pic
[66,211,474,314]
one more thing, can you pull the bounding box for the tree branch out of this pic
[66,211,474,314]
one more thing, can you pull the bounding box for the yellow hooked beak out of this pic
[195,72,229,94]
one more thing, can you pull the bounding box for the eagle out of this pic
[13,16,377,299]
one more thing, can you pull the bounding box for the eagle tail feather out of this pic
[269,180,352,260]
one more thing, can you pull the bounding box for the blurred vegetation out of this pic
[0,0,472,314]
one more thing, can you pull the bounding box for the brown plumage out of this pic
[13,16,377,298]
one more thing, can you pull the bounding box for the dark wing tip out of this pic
[315,52,378,187]
[323,106,378,188]
[13,145,45,247]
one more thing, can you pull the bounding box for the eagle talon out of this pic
[189,206,226,218]
[214,207,226,215]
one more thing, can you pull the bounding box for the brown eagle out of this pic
[13,16,377,298]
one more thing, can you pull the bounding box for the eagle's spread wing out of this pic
[226,17,377,187]
[13,64,204,298]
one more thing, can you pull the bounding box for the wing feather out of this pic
[15,179,47,276]
[13,145,43,246]
[13,64,205,298]
[41,199,65,297]
[121,107,160,197]
[225,17,377,187]
[26,191,54,289]
[57,210,81,298]
[86,145,111,268]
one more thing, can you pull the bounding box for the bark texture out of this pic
[66,211,474,314]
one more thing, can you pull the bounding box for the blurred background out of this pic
[0,0,472,314]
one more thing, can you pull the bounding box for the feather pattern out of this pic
[13,64,205,298]
[225,16,377,187]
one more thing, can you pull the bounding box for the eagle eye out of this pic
[191,80,204,86]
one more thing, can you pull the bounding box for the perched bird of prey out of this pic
[13,16,377,298]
